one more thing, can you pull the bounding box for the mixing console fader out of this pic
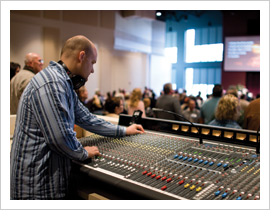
[79,132,260,200]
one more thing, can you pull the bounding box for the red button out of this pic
[167,178,172,183]
[161,176,167,181]
[156,175,161,180]
[151,174,156,178]
[142,171,147,175]
[179,180,185,185]
[161,186,167,190]
[147,172,152,176]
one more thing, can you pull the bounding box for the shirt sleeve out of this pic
[31,81,88,161]
[73,92,127,137]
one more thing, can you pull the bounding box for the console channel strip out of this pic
[79,132,260,200]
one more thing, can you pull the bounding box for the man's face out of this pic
[80,46,97,80]
[30,55,43,73]
[189,100,195,110]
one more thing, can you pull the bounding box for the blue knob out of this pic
[215,191,221,196]
[222,193,228,198]
[183,156,188,161]
[209,161,214,166]
[204,160,209,165]
[217,163,222,167]
[223,163,228,168]
[193,158,198,162]
[178,155,183,160]
[199,159,204,164]
[188,158,193,162]
[236,196,242,200]
[174,154,178,159]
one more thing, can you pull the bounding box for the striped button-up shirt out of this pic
[10,61,126,199]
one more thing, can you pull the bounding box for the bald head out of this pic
[60,35,97,80]
[61,35,95,59]
[24,52,43,73]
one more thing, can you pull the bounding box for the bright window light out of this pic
[164,47,177,64]
[185,68,215,100]
[185,29,223,63]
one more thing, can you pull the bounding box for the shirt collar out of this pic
[23,65,36,74]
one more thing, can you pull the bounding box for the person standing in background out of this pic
[155,83,183,120]
[199,84,223,124]
[10,52,43,114]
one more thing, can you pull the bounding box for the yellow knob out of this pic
[190,185,196,190]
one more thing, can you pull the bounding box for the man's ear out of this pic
[78,51,86,62]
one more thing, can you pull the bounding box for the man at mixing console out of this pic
[10,35,145,200]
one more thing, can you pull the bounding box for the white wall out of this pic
[111,51,147,93]
[150,54,172,96]
[10,22,43,68]
[10,12,150,100]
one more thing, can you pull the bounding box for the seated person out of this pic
[76,86,88,105]
[208,94,242,129]
[182,98,200,123]
[127,88,146,117]
[76,86,105,115]
[104,96,124,118]
[143,97,153,117]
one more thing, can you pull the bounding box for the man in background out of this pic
[10,52,43,114]
[199,84,223,124]
[155,83,183,120]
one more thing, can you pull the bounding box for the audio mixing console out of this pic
[78,131,260,200]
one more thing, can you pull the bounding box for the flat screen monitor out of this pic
[224,36,260,72]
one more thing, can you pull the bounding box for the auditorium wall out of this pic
[10,10,149,99]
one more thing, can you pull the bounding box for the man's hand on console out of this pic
[126,124,145,135]
[84,146,101,159]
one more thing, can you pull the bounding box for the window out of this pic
[184,28,223,99]
[164,47,177,64]
[165,31,178,63]
[185,68,216,100]
[185,29,223,63]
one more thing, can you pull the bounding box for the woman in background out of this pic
[208,94,241,129]
[127,88,146,117]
